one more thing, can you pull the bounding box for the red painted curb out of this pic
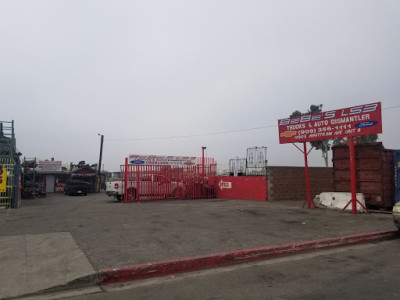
[99,229,399,285]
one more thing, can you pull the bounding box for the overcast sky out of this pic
[1,0,399,172]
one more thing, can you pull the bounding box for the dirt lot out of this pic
[0,192,395,270]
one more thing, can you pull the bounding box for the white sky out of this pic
[1,0,399,172]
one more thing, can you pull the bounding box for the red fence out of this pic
[214,176,268,201]
[121,158,217,202]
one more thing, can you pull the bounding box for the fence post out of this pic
[124,157,128,203]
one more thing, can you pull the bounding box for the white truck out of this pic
[106,174,184,201]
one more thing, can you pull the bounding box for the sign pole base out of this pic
[293,143,315,209]
[340,137,370,214]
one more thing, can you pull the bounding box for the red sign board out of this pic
[278,102,382,144]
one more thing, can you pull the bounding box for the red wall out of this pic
[214,176,267,201]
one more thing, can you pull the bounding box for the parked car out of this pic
[64,180,88,196]
[393,202,400,230]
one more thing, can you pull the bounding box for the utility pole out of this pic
[98,134,104,192]
[98,134,104,175]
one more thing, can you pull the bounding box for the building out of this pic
[70,161,99,193]
[35,159,70,193]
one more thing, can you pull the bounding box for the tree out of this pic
[290,104,331,167]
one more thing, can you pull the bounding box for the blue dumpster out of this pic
[395,150,400,204]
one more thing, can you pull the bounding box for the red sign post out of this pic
[278,102,382,214]
[292,142,314,208]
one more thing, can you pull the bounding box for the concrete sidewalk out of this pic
[0,193,397,298]
[0,233,97,299]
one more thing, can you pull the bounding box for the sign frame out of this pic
[278,102,382,144]
[278,101,382,214]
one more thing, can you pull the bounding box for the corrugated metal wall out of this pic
[332,142,395,209]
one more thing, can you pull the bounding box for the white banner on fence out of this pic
[128,155,197,166]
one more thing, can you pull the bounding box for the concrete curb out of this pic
[99,229,399,285]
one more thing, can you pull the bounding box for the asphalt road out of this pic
[64,239,400,300]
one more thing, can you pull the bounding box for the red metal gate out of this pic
[120,157,217,202]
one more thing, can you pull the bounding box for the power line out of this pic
[383,104,400,110]
[106,104,400,142]
[107,124,278,142]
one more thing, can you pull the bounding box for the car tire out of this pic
[173,187,184,199]
[127,188,137,202]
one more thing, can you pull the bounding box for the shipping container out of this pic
[332,142,395,209]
